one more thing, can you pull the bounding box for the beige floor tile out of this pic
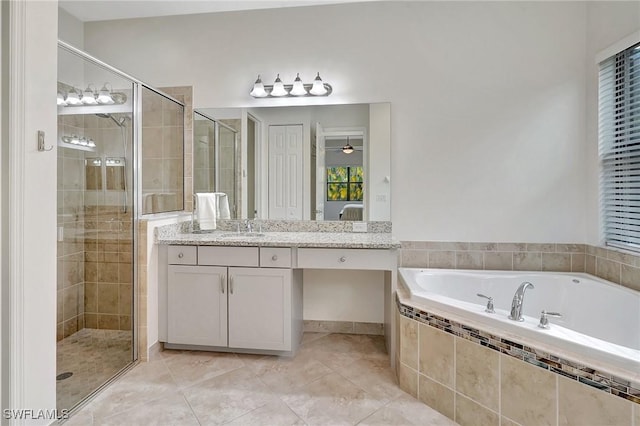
[300,332,330,345]
[84,359,178,419]
[247,351,333,394]
[183,367,277,425]
[225,399,305,425]
[359,392,457,426]
[63,410,94,426]
[162,350,245,388]
[333,357,403,403]
[69,333,453,426]
[282,372,385,425]
[299,333,388,370]
[94,393,199,426]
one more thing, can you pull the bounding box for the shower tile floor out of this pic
[57,329,133,411]
[65,333,457,425]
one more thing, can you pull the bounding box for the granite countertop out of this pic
[156,230,400,249]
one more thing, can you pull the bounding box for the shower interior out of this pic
[57,103,135,411]
[57,42,186,412]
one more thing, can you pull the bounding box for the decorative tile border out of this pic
[397,297,640,406]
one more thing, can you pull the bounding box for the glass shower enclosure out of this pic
[56,41,185,412]
[193,111,239,218]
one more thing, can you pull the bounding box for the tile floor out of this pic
[57,329,133,411]
[65,333,457,425]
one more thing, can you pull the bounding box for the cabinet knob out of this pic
[272,255,278,261]
[339,256,346,263]
[178,252,184,259]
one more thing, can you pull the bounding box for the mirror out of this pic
[195,103,391,221]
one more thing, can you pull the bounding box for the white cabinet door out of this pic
[228,267,292,351]
[168,265,228,346]
[268,125,304,220]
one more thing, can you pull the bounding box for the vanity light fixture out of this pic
[81,84,98,105]
[57,82,127,107]
[342,136,354,154]
[57,91,67,106]
[97,83,115,104]
[249,72,332,98]
[249,75,268,98]
[65,88,83,106]
[270,74,288,97]
[290,73,308,96]
[309,72,328,96]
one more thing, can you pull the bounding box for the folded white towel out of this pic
[196,193,219,230]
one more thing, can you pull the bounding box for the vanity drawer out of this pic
[168,245,197,265]
[260,248,292,268]
[198,246,259,267]
[297,248,395,270]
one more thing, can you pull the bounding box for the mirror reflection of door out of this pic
[268,125,304,220]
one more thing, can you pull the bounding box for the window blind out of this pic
[599,42,640,251]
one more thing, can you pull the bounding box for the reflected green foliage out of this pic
[327,166,363,201]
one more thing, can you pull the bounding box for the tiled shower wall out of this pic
[399,241,640,292]
[220,119,241,218]
[57,115,86,340]
[159,86,193,212]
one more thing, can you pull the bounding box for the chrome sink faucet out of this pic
[508,281,534,321]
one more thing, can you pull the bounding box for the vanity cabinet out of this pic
[163,245,302,354]
[168,265,227,346]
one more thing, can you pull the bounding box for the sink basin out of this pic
[219,232,266,238]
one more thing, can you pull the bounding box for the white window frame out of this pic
[598,36,640,253]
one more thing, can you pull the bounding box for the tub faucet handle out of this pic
[538,310,562,329]
[476,293,495,313]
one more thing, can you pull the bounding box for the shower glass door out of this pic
[57,45,136,411]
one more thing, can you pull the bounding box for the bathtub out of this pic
[398,268,640,376]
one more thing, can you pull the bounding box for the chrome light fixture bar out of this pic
[250,72,332,98]
[57,82,127,107]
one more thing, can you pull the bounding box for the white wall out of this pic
[84,1,595,243]
[58,7,83,49]
[585,2,640,245]
[3,0,58,422]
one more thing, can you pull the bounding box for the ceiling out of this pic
[59,0,379,22]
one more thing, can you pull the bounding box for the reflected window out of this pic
[327,166,363,201]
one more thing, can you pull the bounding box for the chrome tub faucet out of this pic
[508,281,534,321]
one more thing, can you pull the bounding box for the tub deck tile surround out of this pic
[398,297,640,403]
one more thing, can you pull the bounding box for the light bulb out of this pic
[290,73,307,96]
[97,84,114,104]
[66,88,82,105]
[249,75,268,98]
[57,91,67,106]
[87,139,96,148]
[309,72,328,96]
[81,85,98,105]
[270,74,288,97]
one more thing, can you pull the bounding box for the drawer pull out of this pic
[178,252,184,259]
[230,276,234,294]
[220,275,225,294]
[272,255,278,261]
[339,256,346,263]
